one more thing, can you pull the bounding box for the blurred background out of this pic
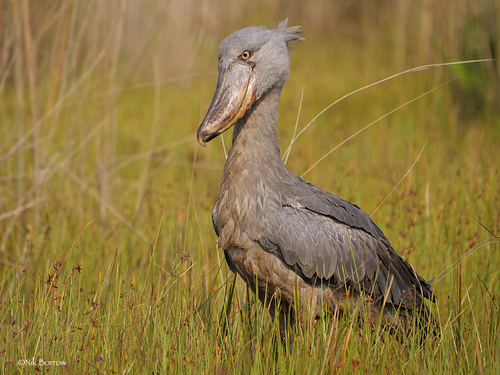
[0,0,499,300]
[1,1,499,372]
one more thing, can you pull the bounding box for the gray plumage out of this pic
[197,20,435,333]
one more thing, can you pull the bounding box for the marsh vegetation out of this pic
[1,1,499,373]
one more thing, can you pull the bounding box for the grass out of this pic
[1,1,500,373]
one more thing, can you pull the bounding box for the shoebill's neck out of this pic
[228,88,287,176]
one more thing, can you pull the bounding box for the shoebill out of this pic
[197,20,435,335]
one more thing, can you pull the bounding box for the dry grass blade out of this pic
[458,206,500,241]
[108,134,194,175]
[336,316,355,375]
[430,209,499,284]
[283,87,304,164]
[431,239,500,284]
[371,140,428,216]
[288,60,493,156]
[302,79,456,177]
[64,168,149,242]
[134,58,162,215]
[21,0,39,178]
[0,197,46,221]
[320,319,336,375]
[221,132,228,159]
[0,51,105,165]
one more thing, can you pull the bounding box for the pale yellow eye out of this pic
[240,50,252,60]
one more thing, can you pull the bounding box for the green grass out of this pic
[1,1,500,373]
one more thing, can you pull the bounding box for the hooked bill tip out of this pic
[197,130,207,147]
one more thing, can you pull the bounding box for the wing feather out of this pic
[258,205,434,307]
